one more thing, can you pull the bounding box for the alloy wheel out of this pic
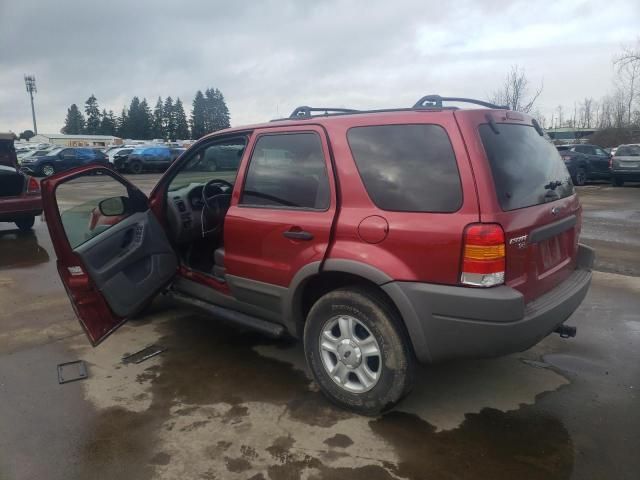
[319,315,382,393]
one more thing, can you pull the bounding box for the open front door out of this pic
[41,165,177,345]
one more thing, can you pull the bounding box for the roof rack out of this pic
[413,95,508,110]
[289,106,360,119]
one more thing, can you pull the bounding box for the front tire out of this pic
[304,287,415,415]
[128,160,143,174]
[40,163,55,177]
[15,216,35,231]
[612,176,624,187]
[573,167,587,186]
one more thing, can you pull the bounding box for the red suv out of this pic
[41,96,593,414]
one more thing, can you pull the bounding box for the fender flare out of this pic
[284,259,432,363]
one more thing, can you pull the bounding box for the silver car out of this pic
[611,144,640,186]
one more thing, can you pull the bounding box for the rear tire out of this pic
[128,160,143,174]
[612,176,624,187]
[40,163,55,177]
[15,216,35,231]
[303,286,415,415]
[573,167,587,186]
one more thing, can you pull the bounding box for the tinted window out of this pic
[347,124,462,212]
[479,124,574,211]
[241,133,329,210]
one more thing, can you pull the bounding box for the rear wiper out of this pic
[544,180,563,190]
[485,114,500,134]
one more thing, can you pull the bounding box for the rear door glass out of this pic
[479,124,574,211]
[347,124,462,212]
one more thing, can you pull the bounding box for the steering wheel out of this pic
[200,179,233,237]
[202,179,233,209]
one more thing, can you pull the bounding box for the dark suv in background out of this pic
[556,143,611,185]
[20,147,109,177]
[115,146,185,174]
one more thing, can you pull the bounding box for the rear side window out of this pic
[241,133,330,210]
[479,124,574,211]
[347,124,462,212]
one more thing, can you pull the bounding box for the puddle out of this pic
[69,313,575,479]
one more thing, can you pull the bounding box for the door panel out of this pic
[41,165,177,345]
[74,211,176,317]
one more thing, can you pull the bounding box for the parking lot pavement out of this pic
[0,177,638,480]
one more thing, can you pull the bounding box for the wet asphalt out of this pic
[0,176,638,480]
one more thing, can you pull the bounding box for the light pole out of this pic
[24,75,37,135]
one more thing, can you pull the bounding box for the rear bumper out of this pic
[0,195,43,221]
[383,244,594,363]
[611,170,640,182]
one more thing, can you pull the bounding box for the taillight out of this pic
[461,223,505,287]
[27,176,40,193]
[609,157,613,169]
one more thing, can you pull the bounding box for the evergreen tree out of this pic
[61,104,85,134]
[99,109,116,135]
[163,96,176,140]
[84,94,101,134]
[190,90,206,139]
[174,98,190,140]
[203,88,231,134]
[152,97,164,139]
[212,88,230,131]
[116,107,129,138]
[139,98,153,139]
[124,97,140,138]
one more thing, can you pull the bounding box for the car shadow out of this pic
[0,228,50,269]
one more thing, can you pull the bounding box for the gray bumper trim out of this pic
[383,244,594,363]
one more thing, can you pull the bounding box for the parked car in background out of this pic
[610,144,640,186]
[107,147,134,164]
[115,146,177,173]
[17,148,56,163]
[20,147,109,177]
[0,133,42,231]
[40,96,593,414]
[556,144,612,185]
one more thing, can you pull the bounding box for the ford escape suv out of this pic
[41,96,593,414]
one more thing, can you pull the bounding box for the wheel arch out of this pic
[284,259,432,363]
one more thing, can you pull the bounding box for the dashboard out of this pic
[166,182,232,243]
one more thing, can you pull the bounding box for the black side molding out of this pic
[528,215,577,244]
[166,289,285,338]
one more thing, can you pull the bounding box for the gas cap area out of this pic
[357,215,389,244]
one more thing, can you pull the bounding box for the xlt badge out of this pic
[509,234,528,248]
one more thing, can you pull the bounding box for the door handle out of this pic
[120,228,134,248]
[283,229,314,241]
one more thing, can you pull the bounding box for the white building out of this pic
[29,133,123,147]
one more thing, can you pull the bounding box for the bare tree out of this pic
[556,105,564,128]
[616,38,640,68]
[578,97,594,128]
[488,65,543,113]
[615,39,640,125]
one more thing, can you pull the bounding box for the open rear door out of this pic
[41,165,177,345]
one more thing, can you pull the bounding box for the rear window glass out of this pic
[616,145,640,156]
[479,124,574,211]
[347,124,462,212]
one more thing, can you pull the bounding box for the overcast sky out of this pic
[1,0,638,134]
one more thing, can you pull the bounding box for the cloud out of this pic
[0,0,638,134]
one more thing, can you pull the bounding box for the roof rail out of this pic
[289,106,360,119]
[413,95,508,110]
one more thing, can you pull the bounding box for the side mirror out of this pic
[98,196,128,216]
